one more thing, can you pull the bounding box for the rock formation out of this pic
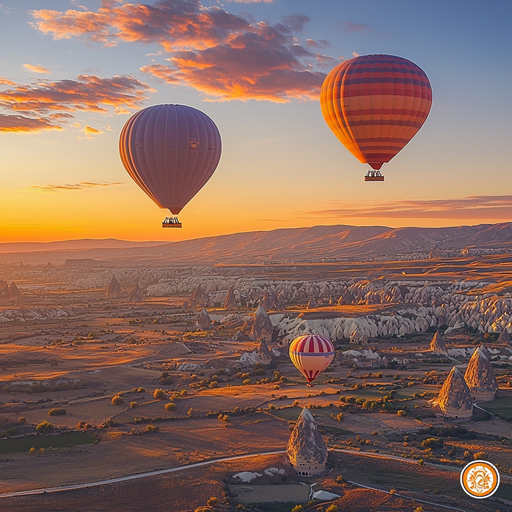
[0,280,10,300]
[306,297,317,309]
[224,285,237,309]
[256,339,273,365]
[250,303,274,342]
[430,331,448,356]
[190,284,208,308]
[129,284,145,302]
[437,367,473,420]
[196,308,212,330]
[8,282,22,302]
[464,346,498,402]
[498,329,511,344]
[106,275,121,298]
[287,407,328,477]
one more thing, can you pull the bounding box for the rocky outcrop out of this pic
[437,367,473,420]
[306,297,317,309]
[287,407,328,477]
[0,280,10,300]
[128,284,145,302]
[224,285,237,309]
[464,346,498,402]
[498,329,511,344]
[8,282,22,302]
[196,308,212,330]
[106,275,121,298]
[430,331,448,356]
[190,284,209,308]
[256,340,273,365]
[250,304,274,342]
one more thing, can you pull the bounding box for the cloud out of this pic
[0,113,61,133]
[0,74,151,133]
[304,196,512,220]
[83,125,104,137]
[225,0,273,2]
[0,77,16,85]
[31,0,330,102]
[342,21,374,33]
[23,63,51,74]
[25,181,124,192]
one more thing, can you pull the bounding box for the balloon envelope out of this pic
[289,334,335,383]
[320,54,432,171]
[119,104,221,214]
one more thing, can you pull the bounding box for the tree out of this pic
[291,506,303,512]
[413,507,424,512]
[130,401,139,408]
[187,407,194,417]
[111,395,124,405]
[153,388,166,400]
[164,402,176,412]
[146,424,159,432]
[396,409,406,417]
[207,497,218,506]
[36,420,54,434]
[326,505,339,512]
[48,408,66,416]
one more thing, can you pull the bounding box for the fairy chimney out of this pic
[0,280,9,300]
[497,329,511,344]
[106,275,121,298]
[464,346,498,402]
[256,339,273,365]
[129,284,145,302]
[430,331,448,356]
[287,407,328,477]
[8,282,22,302]
[190,284,208,308]
[306,297,317,310]
[224,286,237,309]
[250,303,273,342]
[196,308,212,330]
[437,367,473,420]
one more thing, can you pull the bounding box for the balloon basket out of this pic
[365,170,384,181]
[162,217,182,228]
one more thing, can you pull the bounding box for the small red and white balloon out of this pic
[289,334,335,385]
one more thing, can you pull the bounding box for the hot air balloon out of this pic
[289,334,335,385]
[320,54,432,181]
[119,104,222,227]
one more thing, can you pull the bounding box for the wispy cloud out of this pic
[0,74,152,133]
[83,125,104,137]
[23,63,51,74]
[0,77,15,86]
[31,1,331,102]
[24,181,124,192]
[341,21,374,33]
[304,196,512,220]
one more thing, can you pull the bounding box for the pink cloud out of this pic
[23,64,51,74]
[341,21,374,33]
[0,74,152,133]
[31,0,331,102]
[304,196,512,220]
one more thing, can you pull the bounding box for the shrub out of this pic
[474,451,486,460]
[414,507,424,512]
[36,420,54,434]
[164,402,176,412]
[396,409,406,417]
[291,506,303,512]
[187,407,194,417]
[421,438,443,450]
[207,497,218,506]
[418,459,425,466]
[111,395,124,405]
[146,424,159,432]
[326,505,338,512]
[209,381,218,388]
[243,379,251,385]
[336,475,346,484]
[48,408,66,416]
[130,401,139,409]
[153,389,166,400]
[218,414,230,424]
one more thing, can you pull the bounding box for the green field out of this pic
[0,432,95,455]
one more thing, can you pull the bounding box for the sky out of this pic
[0,0,511,243]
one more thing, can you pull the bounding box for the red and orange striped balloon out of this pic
[289,334,335,384]
[320,54,432,172]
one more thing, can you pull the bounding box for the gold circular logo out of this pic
[460,460,500,499]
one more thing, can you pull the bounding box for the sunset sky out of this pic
[0,0,511,242]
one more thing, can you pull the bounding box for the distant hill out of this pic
[1,223,512,265]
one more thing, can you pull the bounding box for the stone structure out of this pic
[437,366,473,420]
[256,340,273,365]
[128,284,145,302]
[106,275,121,298]
[250,304,273,342]
[223,286,237,309]
[430,331,448,356]
[9,282,22,302]
[498,329,511,344]
[190,285,209,308]
[287,407,328,477]
[196,308,212,330]
[464,346,498,402]
[0,280,10,300]
[306,297,317,309]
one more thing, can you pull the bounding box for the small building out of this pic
[464,346,498,402]
[287,407,328,477]
[436,366,473,420]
